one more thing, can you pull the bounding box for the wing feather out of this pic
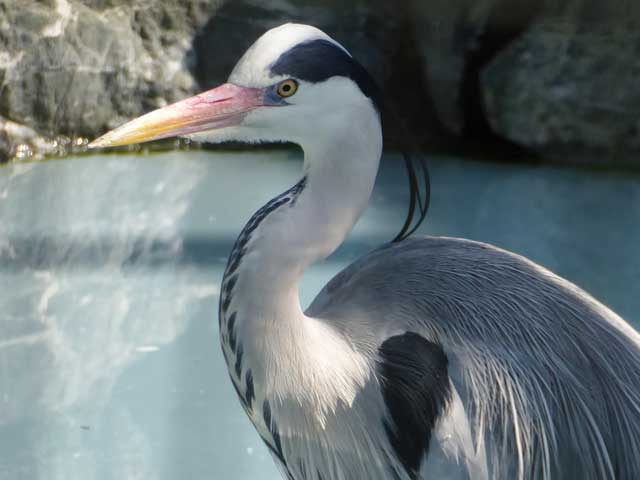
[308,236,640,479]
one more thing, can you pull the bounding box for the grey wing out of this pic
[307,236,640,480]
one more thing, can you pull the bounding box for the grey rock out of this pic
[406,0,546,138]
[482,6,640,165]
[0,0,545,160]
[0,116,55,161]
[0,0,414,159]
[0,0,224,159]
[407,0,494,136]
[7,0,637,165]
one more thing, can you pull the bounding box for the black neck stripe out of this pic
[269,39,382,114]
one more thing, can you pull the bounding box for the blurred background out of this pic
[1,0,640,164]
[0,1,639,479]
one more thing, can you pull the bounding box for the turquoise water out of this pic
[0,149,638,479]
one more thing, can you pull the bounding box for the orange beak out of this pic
[88,83,265,149]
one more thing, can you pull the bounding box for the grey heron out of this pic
[90,23,640,480]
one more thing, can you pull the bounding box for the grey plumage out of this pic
[308,236,640,479]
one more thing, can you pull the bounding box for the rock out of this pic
[0,0,224,160]
[0,116,56,162]
[407,0,494,136]
[9,0,638,165]
[481,6,640,165]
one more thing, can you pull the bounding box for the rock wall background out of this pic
[0,0,639,166]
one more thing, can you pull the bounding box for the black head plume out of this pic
[392,152,431,242]
[272,36,430,241]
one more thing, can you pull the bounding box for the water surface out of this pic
[0,150,638,479]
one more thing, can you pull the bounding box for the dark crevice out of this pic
[383,16,454,152]
[458,0,544,161]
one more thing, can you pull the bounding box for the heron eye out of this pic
[277,79,298,98]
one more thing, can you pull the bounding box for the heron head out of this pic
[89,23,382,152]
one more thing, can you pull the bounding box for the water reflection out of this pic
[0,150,638,479]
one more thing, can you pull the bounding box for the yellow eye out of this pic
[277,79,298,98]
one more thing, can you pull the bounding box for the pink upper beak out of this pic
[88,83,265,149]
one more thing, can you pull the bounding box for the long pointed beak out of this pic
[88,83,264,149]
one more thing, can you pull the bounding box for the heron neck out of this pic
[226,136,381,315]
[219,109,382,408]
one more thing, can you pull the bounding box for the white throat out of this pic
[219,95,382,426]
[231,92,381,305]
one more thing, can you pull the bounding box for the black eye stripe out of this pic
[270,39,381,113]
